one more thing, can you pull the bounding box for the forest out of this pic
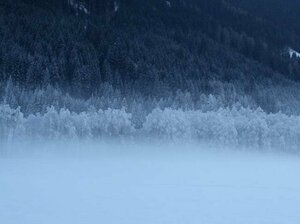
[1,0,300,149]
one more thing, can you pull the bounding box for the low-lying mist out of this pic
[1,141,300,224]
[2,100,300,224]
[2,103,300,153]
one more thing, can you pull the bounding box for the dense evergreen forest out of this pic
[1,0,300,116]
[229,0,300,35]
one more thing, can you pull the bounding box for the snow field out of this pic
[1,143,300,224]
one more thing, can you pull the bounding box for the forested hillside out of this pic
[1,0,300,117]
[229,0,300,35]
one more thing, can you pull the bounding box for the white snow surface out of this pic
[1,142,300,224]
[288,48,300,58]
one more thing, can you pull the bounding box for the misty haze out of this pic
[1,0,300,223]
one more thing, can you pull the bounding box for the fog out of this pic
[1,141,300,224]
[2,104,300,152]
[2,101,300,223]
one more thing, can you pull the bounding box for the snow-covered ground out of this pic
[1,143,300,224]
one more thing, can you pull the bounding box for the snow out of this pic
[1,143,300,224]
[114,1,119,12]
[166,1,172,8]
[68,0,90,15]
[288,48,300,59]
[2,104,300,151]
